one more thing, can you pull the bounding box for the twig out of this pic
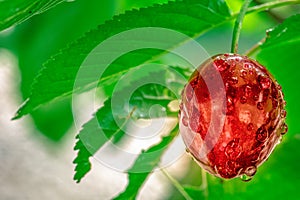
[199,169,208,197]
[161,168,193,200]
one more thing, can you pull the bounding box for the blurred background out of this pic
[0,0,300,199]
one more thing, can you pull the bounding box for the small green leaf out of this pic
[73,74,179,182]
[73,97,131,183]
[13,0,231,119]
[113,125,179,200]
[73,134,92,183]
[257,14,300,136]
[0,0,65,31]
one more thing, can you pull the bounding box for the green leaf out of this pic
[257,14,300,136]
[0,0,65,31]
[73,72,180,182]
[73,134,92,183]
[13,0,232,119]
[73,98,131,183]
[113,125,179,200]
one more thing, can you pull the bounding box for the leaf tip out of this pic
[11,114,21,120]
[12,98,31,120]
[73,135,93,183]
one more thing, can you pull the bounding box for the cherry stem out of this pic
[231,0,253,53]
[200,169,208,197]
[161,168,193,200]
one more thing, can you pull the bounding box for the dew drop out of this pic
[241,70,247,78]
[226,98,234,115]
[214,58,229,72]
[253,94,259,101]
[226,160,235,169]
[272,99,278,108]
[227,85,236,98]
[244,165,257,177]
[268,126,275,134]
[179,103,183,110]
[283,100,287,107]
[247,123,254,131]
[240,96,247,104]
[271,84,279,99]
[190,106,201,132]
[185,84,193,101]
[240,174,253,182]
[229,77,238,85]
[182,116,188,127]
[243,63,252,69]
[258,76,271,89]
[225,139,242,158]
[256,126,268,142]
[190,77,199,87]
[277,84,282,90]
[280,110,287,118]
[244,85,252,96]
[281,123,288,135]
[257,102,263,110]
[266,28,273,36]
[262,89,270,102]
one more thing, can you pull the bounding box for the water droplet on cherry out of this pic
[244,165,257,177]
[281,110,287,118]
[240,96,247,104]
[257,102,264,110]
[281,123,288,135]
[182,116,188,126]
[258,75,271,89]
[229,77,238,85]
[240,174,253,182]
[214,58,229,72]
[241,70,247,78]
[225,139,242,159]
[247,123,254,131]
[256,126,268,142]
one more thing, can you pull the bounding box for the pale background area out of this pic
[0,49,191,200]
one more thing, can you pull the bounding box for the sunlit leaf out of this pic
[13,0,231,119]
[73,76,179,182]
[257,14,300,135]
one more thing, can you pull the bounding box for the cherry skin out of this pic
[179,53,287,179]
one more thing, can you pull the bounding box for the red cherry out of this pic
[179,54,287,180]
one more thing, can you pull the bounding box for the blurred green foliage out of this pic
[0,0,115,140]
